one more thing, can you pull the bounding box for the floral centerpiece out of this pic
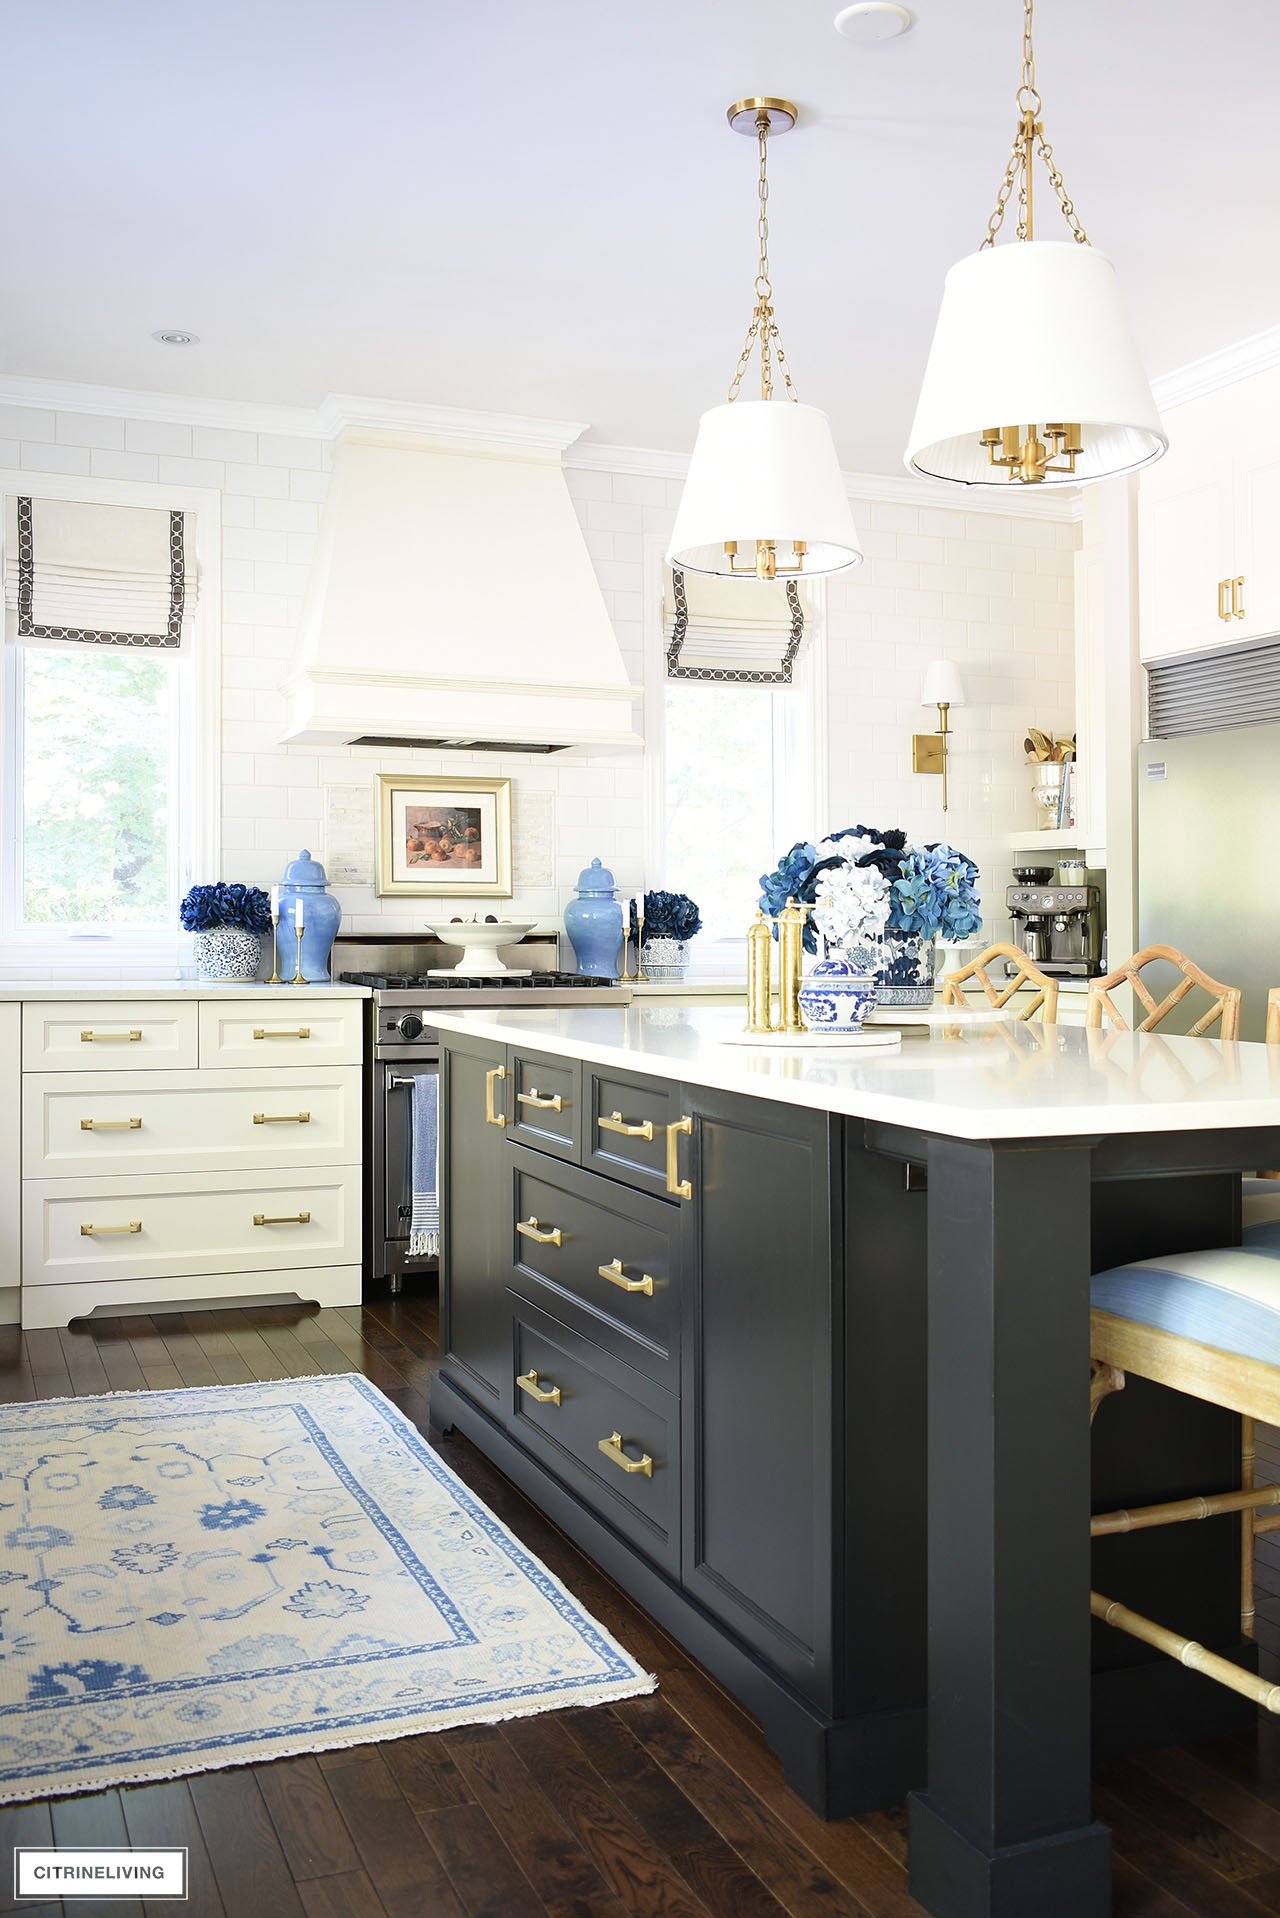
[630,890,703,984]
[180,881,273,982]
[759,825,981,1007]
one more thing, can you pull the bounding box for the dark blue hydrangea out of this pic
[179,882,272,934]
[630,890,702,941]
[757,843,843,953]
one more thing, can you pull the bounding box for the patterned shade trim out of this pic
[16,495,186,649]
[665,568,805,686]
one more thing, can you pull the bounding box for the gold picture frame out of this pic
[375,774,513,898]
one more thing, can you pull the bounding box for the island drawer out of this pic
[584,1067,687,1201]
[198,999,363,1068]
[22,1067,361,1178]
[508,1147,678,1388]
[24,1001,198,1072]
[505,1047,581,1163]
[509,1295,678,1577]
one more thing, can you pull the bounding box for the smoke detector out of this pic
[834,3,915,43]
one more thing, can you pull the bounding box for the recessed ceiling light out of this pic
[151,328,200,346]
[834,3,915,44]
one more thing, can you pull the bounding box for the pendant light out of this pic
[667,99,862,580]
[905,0,1167,488]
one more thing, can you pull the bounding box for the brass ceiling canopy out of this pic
[726,97,798,136]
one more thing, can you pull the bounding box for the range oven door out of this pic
[376,1054,440,1280]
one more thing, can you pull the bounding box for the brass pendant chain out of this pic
[980,0,1090,251]
[726,112,799,404]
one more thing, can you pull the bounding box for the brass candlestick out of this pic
[291,924,306,985]
[620,925,634,982]
[635,904,646,982]
[267,914,282,985]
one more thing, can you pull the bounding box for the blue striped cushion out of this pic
[1092,1223,1280,1365]
[1243,1177,1280,1229]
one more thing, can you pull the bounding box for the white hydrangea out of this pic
[812,860,891,954]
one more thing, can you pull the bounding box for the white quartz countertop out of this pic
[0,980,370,1001]
[427,1002,1280,1142]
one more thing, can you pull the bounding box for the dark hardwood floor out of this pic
[4,1294,1280,1917]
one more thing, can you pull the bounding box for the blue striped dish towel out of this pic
[408,1070,440,1259]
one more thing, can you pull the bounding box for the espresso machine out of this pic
[1007,866,1103,979]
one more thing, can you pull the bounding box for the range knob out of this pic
[394,1013,424,1041]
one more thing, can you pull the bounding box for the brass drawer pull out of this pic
[599,1258,654,1297]
[516,1216,563,1248]
[598,1431,653,1478]
[598,1110,654,1142]
[80,1117,142,1132]
[484,1063,507,1127]
[80,1029,142,1043]
[518,1087,564,1113]
[253,1027,311,1040]
[254,1111,311,1125]
[253,1211,312,1226]
[1218,578,1232,621]
[80,1221,142,1237]
[665,1115,693,1200]
[516,1369,562,1406]
[1233,574,1246,619]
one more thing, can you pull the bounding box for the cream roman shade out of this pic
[663,567,808,685]
[3,494,193,649]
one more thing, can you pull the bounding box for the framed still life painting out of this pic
[375,774,513,898]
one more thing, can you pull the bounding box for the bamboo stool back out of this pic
[1269,987,1280,1046]
[940,943,1059,1024]
[1085,944,1242,1039]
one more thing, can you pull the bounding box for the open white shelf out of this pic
[1006,828,1086,851]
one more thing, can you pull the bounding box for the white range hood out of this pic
[282,413,641,752]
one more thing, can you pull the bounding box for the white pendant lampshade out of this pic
[920,658,965,708]
[906,242,1167,487]
[667,400,863,579]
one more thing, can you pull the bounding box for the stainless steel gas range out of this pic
[334,936,629,1292]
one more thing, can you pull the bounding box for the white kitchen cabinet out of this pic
[19,991,365,1327]
[0,1007,19,1312]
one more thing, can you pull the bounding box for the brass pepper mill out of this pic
[778,897,807,1032]
[744,911,776,1034]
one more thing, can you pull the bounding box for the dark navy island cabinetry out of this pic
[432,1028,930,1818]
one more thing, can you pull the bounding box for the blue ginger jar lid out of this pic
[281,848,329,888]
[574,857,617,896]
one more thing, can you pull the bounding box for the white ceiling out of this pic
[1,0,1277,474]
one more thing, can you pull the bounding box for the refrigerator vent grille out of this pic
[1147,639,1280,737]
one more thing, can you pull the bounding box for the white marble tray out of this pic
[864,1002,1014,1028]
[718,1026,902,1051]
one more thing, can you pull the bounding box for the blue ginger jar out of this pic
[564,858,623,979]
[278,849,342,982]
[797,956,877,1031]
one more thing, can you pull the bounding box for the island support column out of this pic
[908,1136,1113,1918]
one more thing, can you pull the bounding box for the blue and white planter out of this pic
[855,929,937,1009]
[193,927,263,982]
[798,957,878,1031]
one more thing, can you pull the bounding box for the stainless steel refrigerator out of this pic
[1138,724,1280,1041]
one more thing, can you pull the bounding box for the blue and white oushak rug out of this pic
[0,1374,655,1801]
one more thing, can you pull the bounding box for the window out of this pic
[0,473,220,957]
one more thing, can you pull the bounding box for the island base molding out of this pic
[908,1793,1113,1918]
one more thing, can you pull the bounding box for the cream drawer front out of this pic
[24,1166,361,1287]
[199,999,363,1068]
[24,1001,197,1072]
[23,1068,361,1178]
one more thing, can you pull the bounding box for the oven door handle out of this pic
[388,1075,419,1090]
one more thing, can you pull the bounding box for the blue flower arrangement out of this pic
[179,882,272,935]
[630,890,703,941]
[760,825,980,954]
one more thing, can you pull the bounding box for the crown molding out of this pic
[0,373,326,437]
[318,394,589,455]
[566,440,689,480]
[1153,323,1280,412]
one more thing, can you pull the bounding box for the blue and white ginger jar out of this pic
[797,957,877,1031]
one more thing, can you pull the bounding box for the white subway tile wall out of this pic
[3,412,1075,975]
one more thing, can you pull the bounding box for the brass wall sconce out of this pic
[912,659,966,812]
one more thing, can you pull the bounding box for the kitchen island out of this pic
[428,1002,1280,1918]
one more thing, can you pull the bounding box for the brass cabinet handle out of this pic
[253,1211,312,1226]
[516,1216,563,1247]
[253,1027,311,1040]
[81,1029,142,1043]
[253,1111,311,1125]
[1233,574,1246,619]
[80,1221,142,1236]
[598,1110,654,1142]
[598,1257,654,1296]
[79,1117,142,1132]
[665,1115,693,1200]
[598,1431,653,1478]
[516,1369,562,1406]
[484,1063,507,1127]
[517,1087,564,1113]
[1218,578,1232,621]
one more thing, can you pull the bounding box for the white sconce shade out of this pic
[667,400,863,578]
[905,242,1167,486]
[921,658,966,708]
